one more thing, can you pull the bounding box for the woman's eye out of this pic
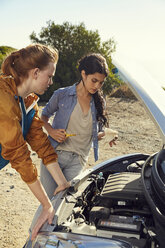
[92,80,97,83]
[91,79,104,86]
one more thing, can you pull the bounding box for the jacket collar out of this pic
[0,74,18,96]
[68,83,77,96]
[68,82,94,104]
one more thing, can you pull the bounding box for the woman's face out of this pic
[33,62,56,95]
[82,71,106,94]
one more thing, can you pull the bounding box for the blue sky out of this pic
[1,0,165,86]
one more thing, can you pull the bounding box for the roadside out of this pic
[0,96,162,248]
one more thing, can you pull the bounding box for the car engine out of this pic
[55,152,165,248]
[88,172,152,247]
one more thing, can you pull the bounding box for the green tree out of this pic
[0,46,16,69]
[30,21,121,101]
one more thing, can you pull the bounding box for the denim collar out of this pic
[69,83,94,104]
[68,83,77,96]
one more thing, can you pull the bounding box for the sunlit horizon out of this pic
[1,0,165,86]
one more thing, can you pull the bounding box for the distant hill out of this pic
[0,46,17,68]
[110,84,137,99]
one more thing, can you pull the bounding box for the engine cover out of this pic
[100,172,143,204]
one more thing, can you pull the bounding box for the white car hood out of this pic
[112,55,165,145]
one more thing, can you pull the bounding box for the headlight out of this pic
[33,234,59,248]
[33,233,76,248]
[32,232,132,248]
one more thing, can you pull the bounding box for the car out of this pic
[24,55,165,248]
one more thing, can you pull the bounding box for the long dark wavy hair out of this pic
[78,53,109,129]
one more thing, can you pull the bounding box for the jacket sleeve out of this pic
[0,91,38,184]
[26,107,58,166]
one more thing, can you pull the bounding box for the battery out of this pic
[97,215,141,239]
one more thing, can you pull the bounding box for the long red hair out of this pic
[1,44,58,86]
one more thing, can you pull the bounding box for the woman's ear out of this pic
[81,70,86,80]
[32,68,40,79]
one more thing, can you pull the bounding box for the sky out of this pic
[0,0,165,86]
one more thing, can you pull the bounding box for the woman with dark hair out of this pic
[40,53,116,199]
[0,44,70,240]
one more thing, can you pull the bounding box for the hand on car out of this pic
[54,181,71,195]
[31,184,70,240]
[31,203,55,241]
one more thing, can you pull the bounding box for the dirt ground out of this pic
[0,96,162,248]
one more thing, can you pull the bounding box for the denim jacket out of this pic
[42,83,99,161]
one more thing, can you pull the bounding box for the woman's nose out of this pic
[95,82,102,90]
[49,78,53,85]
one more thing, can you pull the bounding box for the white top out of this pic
[57,101,93,166]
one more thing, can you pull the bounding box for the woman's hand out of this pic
[31,203,55,241]
[98,128,118,148]
[46,162,71,194]
[49,129,66,143]
[109,136,118,147]
[27,179,56,241]
[98,131,105,140]
[54,181,71,195]
[41,114,66,143]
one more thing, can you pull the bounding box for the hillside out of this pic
[0,46,17,67]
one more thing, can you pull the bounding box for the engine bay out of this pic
[54,152,165,248]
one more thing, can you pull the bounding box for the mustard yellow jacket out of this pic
[0,74,58,183]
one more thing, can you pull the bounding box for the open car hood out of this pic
[112,55,165,145]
